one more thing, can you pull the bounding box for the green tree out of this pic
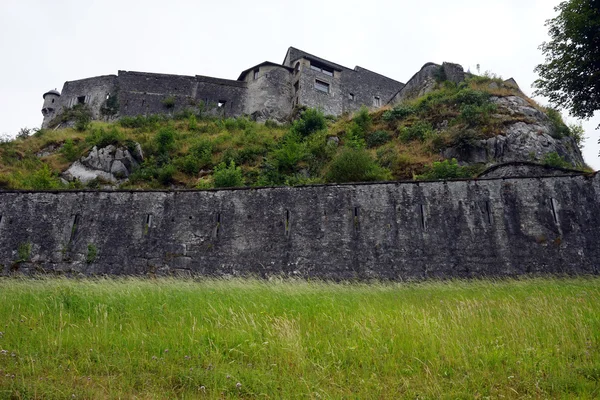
[533,0,600,121]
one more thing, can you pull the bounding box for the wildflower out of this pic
[226,374,231,380]
[152,356,157,360]
[199,386,206,392]
[236,382,242,389]
[164,349,169,353]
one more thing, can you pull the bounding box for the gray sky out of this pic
[1,0,598,169]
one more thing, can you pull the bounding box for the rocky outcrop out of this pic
[389,62,465,104]
[62,143,143,184]
[443,95,584,167]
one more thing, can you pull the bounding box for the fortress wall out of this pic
[194,76,247,118]
[1,173,598,279]
[245,66,293,121]
[59,75,118,120]
[118,71,198,117]
[341,67,405,114]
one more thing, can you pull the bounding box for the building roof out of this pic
[237,62,294,81]
[43,89,60,99]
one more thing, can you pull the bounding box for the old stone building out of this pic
[41,47,415,128]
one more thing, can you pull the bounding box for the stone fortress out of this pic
[41,47,468,127]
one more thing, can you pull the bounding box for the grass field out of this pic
[0,277,598,399]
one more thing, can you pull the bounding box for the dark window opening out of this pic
[353,206,360,231]
[77,96,86,105]
[106,94,110,100]
[484,201,493,225]
[294,81,299,94]
[144,214,153,236]
[315,79,330,93]
[51,99,55,103]
[310,62,334,77]
[253,69,259,80]
[419,205,426,230]
[214,212,221,238]
[349,93,355,100]
[218,100,227,108]
[294,62,300,75]
[70,214,81,242]
[285,209,290,236]
[550,198,559,224]
[142,99,145,107]
[373,96,381,107]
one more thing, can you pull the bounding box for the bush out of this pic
[87,127,125,148]
[162,96,176,109]
[25,165,62,189]
[213,161,243,188]
[545,108,571,139]
[399,121,432,143]
[542,152,571,169]
[86,244,97,264]
[17,242,31,262]
[416,158,470,180]
[366,130,392,148]
[382,105,416,122]
[187,115,199,131]
[569,123,586,150]
[459,103,497,127]
[157,164,176,185]
[325,148,391,183]
[155,126,176,155]
[291,108,327,137]
[271,134,308,174]
[61,139,79,162]
[176,155,202,175]
[73,105,92,131]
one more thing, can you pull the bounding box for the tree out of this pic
[533,0,600,121]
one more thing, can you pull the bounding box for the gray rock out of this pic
[62,142,142,184]
[443,96,584,167]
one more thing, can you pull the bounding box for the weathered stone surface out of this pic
[443,96,584,167]
[1,172,599,279]
[62,144,141,184]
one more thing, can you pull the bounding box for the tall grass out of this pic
[0,277,598,398]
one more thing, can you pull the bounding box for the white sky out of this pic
[1,0,598,169]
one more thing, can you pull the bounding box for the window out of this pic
[253,69,259,80]
[294,62,300,75]
[51,99,55,103]
[349,93,355,101]
[294,81,299,94]
[314,79,330,93]
[218,100,227,108]
[77,95,86,105]
[373,96,381,107]
[310,62,334,77]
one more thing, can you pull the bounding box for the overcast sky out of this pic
[1,0,598,169]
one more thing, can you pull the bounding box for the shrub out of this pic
[459,103,497,127]
[213,161,243,188]
[162,96,176,109]
[87,127,125,148]
[569,123,586,150]
[25,165,62,189]
[399,121,432,143]
[17,242,31,262]
[291,108,327,137]
[366,130,392,148]
[157,164,176,185]
[61,139,79,162]
[271,135,308,174]
[382,105,416,122]
[187,115,199,131]
[545,108,571,139]
[353,106,372,133]
[155,126,176,154]
[86,244,97,264]
[325,148,391,183]
[416,158,471,180]
[100,92,119,116]
[176,155,202,175]
[542,152,571,169]
[189,139,213,167]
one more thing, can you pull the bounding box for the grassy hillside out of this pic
[0,277,598,398]
[0,75,584,190]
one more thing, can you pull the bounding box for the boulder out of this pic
[442,96,584,167]
[62,143,142,184]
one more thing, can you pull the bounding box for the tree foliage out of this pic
[533,0,600,120]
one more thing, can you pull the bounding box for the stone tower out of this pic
[41,89,61,128]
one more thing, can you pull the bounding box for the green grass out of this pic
[0,277,598,399]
